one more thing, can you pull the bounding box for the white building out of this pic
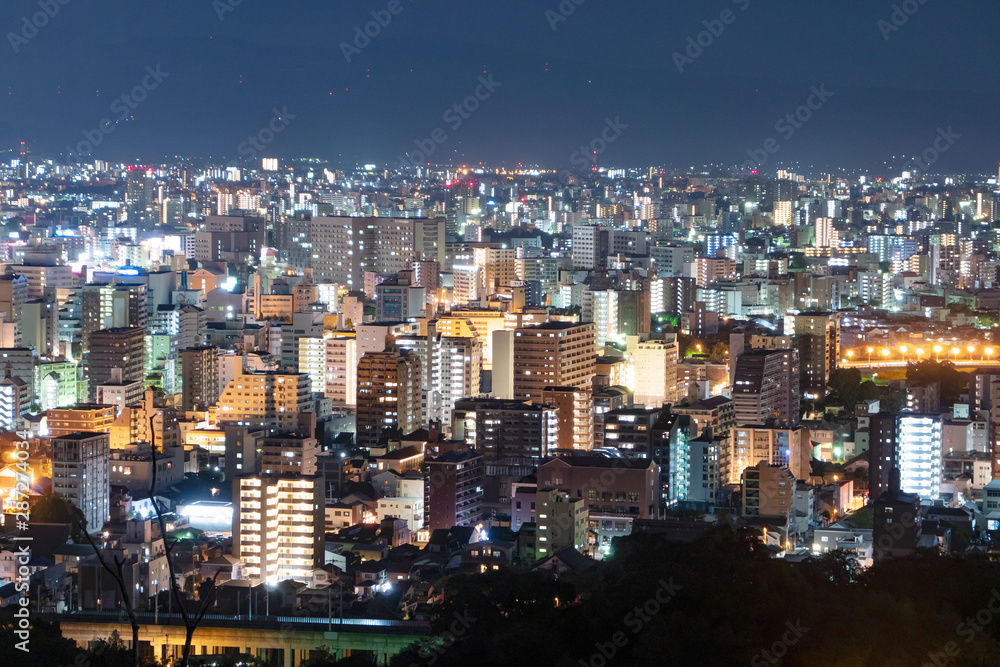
[233,474,323,583]
[377,497,425,532]
[897,414,943,500]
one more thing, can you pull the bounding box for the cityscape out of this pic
[4,2,1000,667]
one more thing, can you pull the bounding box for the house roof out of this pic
[533,546,598,573]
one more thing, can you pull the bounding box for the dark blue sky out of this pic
[1,0,998,176]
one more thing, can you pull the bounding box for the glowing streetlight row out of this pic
[842,344,996,364]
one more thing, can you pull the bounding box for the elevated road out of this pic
[43,611,430,667]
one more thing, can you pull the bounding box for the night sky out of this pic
[1,0,998,176]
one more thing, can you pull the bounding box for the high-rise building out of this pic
[785,312,839,399]
[897,414,943,500]
[52,432,110,532]
[180,346,218,411]
[261,433,318,475]
[356,347,422,448]
[424,450,484,532]
[591,290,651,347]
[396,324,482,429]
[731,426,811,482]
[542,386,594,451]
[308,217,446,288]
[472,246,517,296]
[868,412,899,499]
[88,327,146,398]
[625,335,679,408]
[233,474,324,583]
[216,367,312,430]
[731,349,800,427]
[80,284,148,353]
[512,322,595,402]
[126,168,154,227]
[684,433,721,506]
[0,273,28,327]
[451,398,558,462]
[571,226,612,270]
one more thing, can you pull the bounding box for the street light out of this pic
[988,348,995,363]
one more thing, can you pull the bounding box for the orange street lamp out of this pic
[881,348,890,358]
[988,348,995,363]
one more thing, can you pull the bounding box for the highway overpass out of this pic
[44,611,430,667]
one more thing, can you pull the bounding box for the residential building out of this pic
[233,474,324,583]
[52,432,110,532]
